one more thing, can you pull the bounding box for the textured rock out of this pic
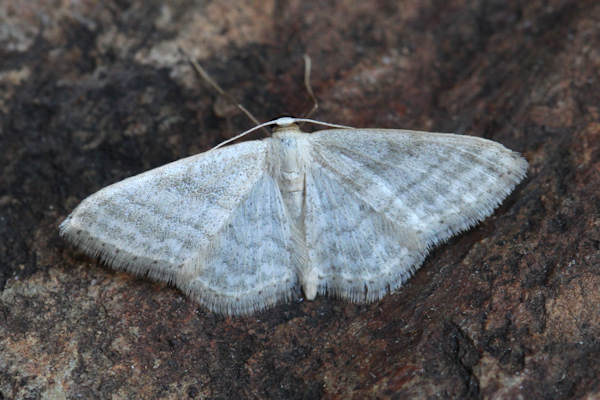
[1,0,599,398]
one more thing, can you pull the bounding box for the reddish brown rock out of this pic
[1,0,599,398]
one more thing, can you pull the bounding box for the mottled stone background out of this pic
[1,0,599,399]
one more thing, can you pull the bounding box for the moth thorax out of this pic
[272,125,307,227]
[272,123,302,138]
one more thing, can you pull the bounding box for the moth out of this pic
[60,117,527,315]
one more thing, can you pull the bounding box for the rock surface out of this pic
[1,0,599,398]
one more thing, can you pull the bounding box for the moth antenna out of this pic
[211,117,353,150]
[211,120,281,150]
[181,49,352,151]
[282,118,354,130]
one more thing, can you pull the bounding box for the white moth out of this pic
[60,117,528,315]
